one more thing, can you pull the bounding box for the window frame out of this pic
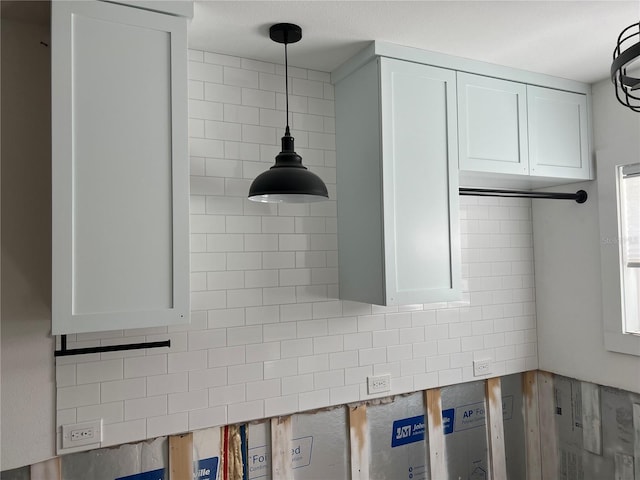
[617,163,640,334]
[598,148,640,356]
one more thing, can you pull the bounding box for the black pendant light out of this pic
[612,21,640,112]
[248,23,329,203]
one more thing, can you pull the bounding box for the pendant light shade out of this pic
[248,23,329,203]
[612,21,640,112]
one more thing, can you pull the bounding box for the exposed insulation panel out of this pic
[0,466,30,480]
[6,372,640,480]
[291,407,349,479]
[247,420,271,479]
[192,427,221,480]
[61,437,167,480]
[368,393,430,480]
[501,374,526,480]
[440,380,490,479]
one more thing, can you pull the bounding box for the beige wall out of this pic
[1,15,57,469]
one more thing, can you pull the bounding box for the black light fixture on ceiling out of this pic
[248,23,329,203]
[612,20,640,112]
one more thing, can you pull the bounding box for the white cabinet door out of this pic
[381,58,460,305]
[52,1,189,334]
[457,72,528,175]
[527,86,590,179]
[335,57,460,306]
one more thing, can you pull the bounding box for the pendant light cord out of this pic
[284,40,290,136]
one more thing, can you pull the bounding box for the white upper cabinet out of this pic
[52,1,189,334]
[457,72,591,186]
[335,57,461,306]
[527,86,590,180]
[458,72,529,175]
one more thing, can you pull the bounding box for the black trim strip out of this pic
[55,335,171,357]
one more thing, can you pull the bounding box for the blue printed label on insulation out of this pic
[116,469,164,480]
[442,408,455,435]
[444,395,514,434]
[391,415,425,447]
[196,457,219,480]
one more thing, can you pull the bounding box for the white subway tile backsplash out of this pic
[77,401,124,425]
[167,350,208,374]
[187,330,226,351]
[228,400,264,424]
[263,286,296,305]
[247,379,281,400]
[76,359,123,384]
[205,196,244,216]
[282,374,314,395]
[228,326,263,346]
[208,271,244,290]
[224,66,259,88]
[56,364,76,388]
[210,384,246,407]
[189,406,227,431]
[227,253,262,271]
[242,88,275,109]
[124,355,167,379]
[189,99,223,121]
[57,384,101,409]
[191,290,226,311]
[125,395,167,421]
[245,342,280,363]
[359,347,387,366]
[168,390,208,414]
[299,389,329,411]
[101,378,146,403]
[263,322,297,342]
[188,367,227,389]
[226,216,261,233]
[244,234,278,252]
[101,419,147,448]
[245,270,279,289]
[147,373,189,397]
[57,50,538,451]
[189,61,223,83]
[298,354,329,374]
[344,332,373,351]
[147,412,189,438]
[205,83,241,104]
[264,358,298,379]
[314,370,344,389]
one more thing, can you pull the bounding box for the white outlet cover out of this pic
[62,419,103,449]
[367,374,391,394]
[473,359,492,377]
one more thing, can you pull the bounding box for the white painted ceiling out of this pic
[189,1,640,84]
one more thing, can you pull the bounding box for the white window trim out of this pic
[597,147,640,356]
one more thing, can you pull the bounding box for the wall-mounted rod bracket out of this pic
[54,334,171,357]
[459,188,588,204]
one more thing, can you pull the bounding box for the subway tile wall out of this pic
[55,50,538,450]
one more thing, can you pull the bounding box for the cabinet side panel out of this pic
[335,59,384,304]
[381,59,460,304]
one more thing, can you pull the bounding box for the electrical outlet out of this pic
[367,374,391,394]
[62,420,102,449]
[473,359,492,377]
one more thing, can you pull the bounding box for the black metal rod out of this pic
[55,335,171,357]
[459,188,587,204]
